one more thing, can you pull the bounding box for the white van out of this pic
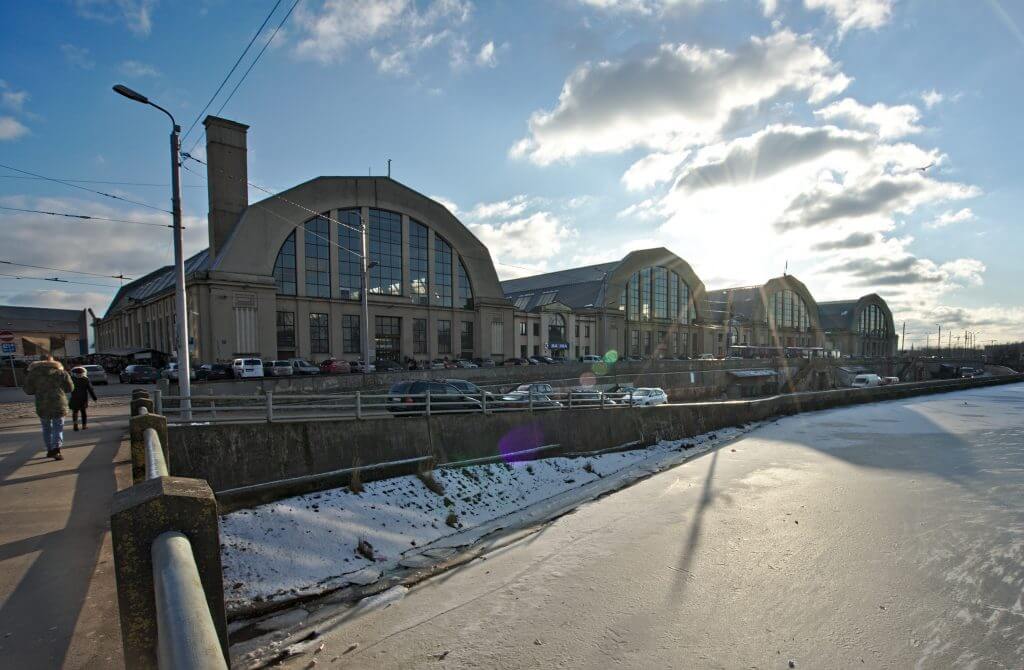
[851,373,882,388]
[580,354,602,363]
[232,358,264,379]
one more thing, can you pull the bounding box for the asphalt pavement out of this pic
[276,383,1024,669]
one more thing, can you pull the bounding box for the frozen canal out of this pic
[264,383,1024,669]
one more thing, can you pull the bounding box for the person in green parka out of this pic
[23,355,74,460]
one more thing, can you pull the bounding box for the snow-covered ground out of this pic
[221,426,751,611]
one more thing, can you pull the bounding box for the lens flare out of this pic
[591,361,608,376]
[603,349,619,364]
[498,423,545,464]
[579,371,597,387]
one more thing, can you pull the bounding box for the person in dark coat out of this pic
[69,367,98,431]
[23,355,74,460]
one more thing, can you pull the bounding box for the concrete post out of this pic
[110,476,227,669]
[130,413,169,484]
[131,397,155,416]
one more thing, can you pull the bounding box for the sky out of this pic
[1,0,1022,348]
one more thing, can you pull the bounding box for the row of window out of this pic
[272,208,474,309]
[621,266,695,324]
[628,329,699,356]
[515,321,592,338]
[276,311,474,358]
[856,304,888,335]
[767,289,812,332]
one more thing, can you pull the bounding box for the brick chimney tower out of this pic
[203,116,249,258]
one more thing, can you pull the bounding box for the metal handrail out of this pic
[152,532,228,670]
[145,428,168,479]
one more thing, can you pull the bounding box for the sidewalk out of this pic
[0,404,130,669]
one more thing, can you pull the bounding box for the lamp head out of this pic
[112,84,149,104]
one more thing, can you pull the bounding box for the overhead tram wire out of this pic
[0,272,123,290]
[1,260,133,281]
[0,162,171,215]
[180,0,285,145]
[185,0,301,158]
[0,205,174,228]
[0,175,205,188]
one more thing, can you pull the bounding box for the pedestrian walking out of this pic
[23,355,74,460]
[69,366,98,430]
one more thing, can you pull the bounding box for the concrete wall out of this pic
[166,375,1023,506]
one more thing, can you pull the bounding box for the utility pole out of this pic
[360,209,373,371]
[937,324,941,358]
[901,321,905,355]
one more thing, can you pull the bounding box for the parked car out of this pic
[580,354,602,363]
[266,360,295,377]
[81,364,108,385]
[472,358,496,368]
[538,356,557,364]
[162,362,197,382]
[696,353,717,361]
[851,373,882,388]
[568,388,616,406]
[455,359,479,368]
[319,358,352,375]
[373,359,403,372]
[516,382,555,395]
[289,358,320,375]
[196,363,233,381]
[430,359,457,370]
[495,391,562,409]
[231,358,264,379]
[350,360,376,374]
[386,380,484,414]
[880,376,900,385]
[525,357,542,365]
[119,364,160,384]
[628,387,668,406]
[625,355,643,362]
[502,357,527,366]
[960,367,982,378]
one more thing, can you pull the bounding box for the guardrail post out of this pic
[355,391,362,420]
[131,395,155,417]
[129,413,169,484]
[111,476,227,669]
[529,393,534,413]
[265,391,273,423]
[600,392,605,409]
[481,390,487,414]
[425,389,431,417]
[153,389,162,415]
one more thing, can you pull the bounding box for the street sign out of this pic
[0,331,13,343]
[1,343,14,354]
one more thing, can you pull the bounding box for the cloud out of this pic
[293,0,473,74]
[811,231,878,251]
[575,0,705,14]
[920,89,944,109]
[813,98,921,139]
[622,151,690,191]
[0,117,29,141]
[118,60,160,77]
[510,30,850,165]
[924,207,974,229]
[0,81,29,112]
[804,0,893,37]
[761,0,779,15]
[616,198,662,221]
[828,254,984,289]
[72,0,156,36]
[0,288,111,311]
[475,40,497,67]
[467,195,534,220]
[60,43,95,69]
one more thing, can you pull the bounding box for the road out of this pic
[281,383,1024,669]
[0,403,129,669]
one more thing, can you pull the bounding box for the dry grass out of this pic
[445,512,459,528]
[349,459,364,494]
[417,471,445,496]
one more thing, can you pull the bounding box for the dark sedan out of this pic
[386,380,485,414]
[196,363,233,381]
[119,364,160,384]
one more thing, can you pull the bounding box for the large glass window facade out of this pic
[623,266,693,325]
[375,316,401,361]
[668,271,679,321]
[409,219,429,304]
[369,209,402,295]
[627,272,640,321]
[413,318,427,354]
[309,312,329,354]
[460,321,474,358]
[437,319,451,354]
[304,215,331,298]
[768,289,811,331]
[653,267,668,319]
[639,268,652,320]
[434,234,453,307]
[342,315,360,354]
[276,311,295,349]
[272,230,297,295]
[857,304,886,335]
[457,258,473,309]
[338,209,362,299]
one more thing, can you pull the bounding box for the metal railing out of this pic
[138,403,227,670]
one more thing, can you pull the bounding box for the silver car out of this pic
[288,358,320,375]
[266,360,295,377]
[81,364,109,385]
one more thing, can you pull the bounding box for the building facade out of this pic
[817,294,898,357]
[96,116,516,364]
[0,305,89,358]
[501,248,710,360]
[705,275,825,356]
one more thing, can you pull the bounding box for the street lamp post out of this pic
[113,84,191,419]
[358,209,377,372]
[936,323,942,358]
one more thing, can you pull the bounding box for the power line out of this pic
[181,0,284,144]
[0,272,123,289]
[0,204,174,228]
[0,175,205,188]
[0,260,133,281]
[185,0,301,157]
[0,162,171,214]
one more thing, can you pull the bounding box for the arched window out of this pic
[548,313,566,346]
[457,257,473,309]
[338,209,362,299]
[768,289,811,331]
[623,267,693,324]
[272,230,296,296]
[857,304,886,335]
[368,209,402,295]
[304,214,330,298]
[434,233,453,307]
[409,219,429,304]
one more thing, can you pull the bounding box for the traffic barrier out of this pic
[111,405,228,669]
